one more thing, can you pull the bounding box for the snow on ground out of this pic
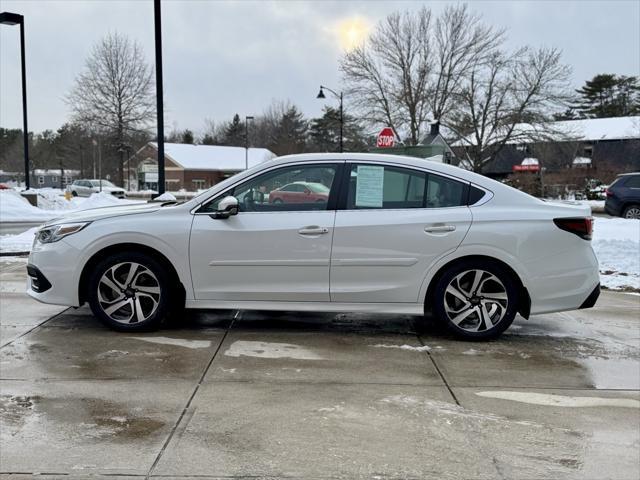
[0,227,39,253]
[0,189,142,223]
[593,217,640,291]
[0,190,143,253]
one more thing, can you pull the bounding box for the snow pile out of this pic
[0,227,38,253]
[0,190,58,222]
[593,217,640,290]
[70,192,138,211]
[153,192,177,202]
[370,344,431,352]
[0,190,141,223]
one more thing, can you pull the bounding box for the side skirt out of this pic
[185,300,424,315]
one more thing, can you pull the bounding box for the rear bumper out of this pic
[580,283,600,309]
[604,198,622,216]
[527,244,600,316]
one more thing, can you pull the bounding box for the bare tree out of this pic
[449,47,572,172]
[66,32,154,185]
[340,5,502,145]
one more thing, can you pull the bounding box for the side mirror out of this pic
[210,195,239,219]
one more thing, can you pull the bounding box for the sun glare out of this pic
[337,18,370,51]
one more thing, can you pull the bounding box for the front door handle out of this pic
[298,226,329,235]
[424,225,456,233]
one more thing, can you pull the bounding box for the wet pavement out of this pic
[0,258,639,479]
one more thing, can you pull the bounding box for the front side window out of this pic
[200,164,337,213]
[346,164,466,209]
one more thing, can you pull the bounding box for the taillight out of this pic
[553,217,593,240]
[605,188,613,197]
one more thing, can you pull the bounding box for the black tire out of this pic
[71,190,78,197]
[88,252,171,332]
[622,204,640,219]
[430,259,519,340]
[272,198,283,204]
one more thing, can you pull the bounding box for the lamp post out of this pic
[245,115,254,170]
[154,0,165,195]
[1,12,30,189]
[316,85,343,153]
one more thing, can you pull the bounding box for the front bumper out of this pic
[26,264,52,293]
[27,239,82,307]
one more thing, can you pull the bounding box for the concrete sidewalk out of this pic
[1,258,639,479]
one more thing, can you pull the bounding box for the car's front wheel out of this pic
[432,260,519,340]
[88,252,170,331]
[623,204,640,219]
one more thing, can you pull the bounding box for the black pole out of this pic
[339,92,343,153]
[19,19,29,189]
[154,0,165,195]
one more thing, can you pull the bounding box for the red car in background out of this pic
[269,181,330,204]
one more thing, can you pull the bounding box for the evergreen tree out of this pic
[308,107,369,152]
[222,114,245,146]
[268,106,308,155]
[181,129,194,144]
[574,74,640,118]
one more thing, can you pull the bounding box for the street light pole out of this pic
[316,85,344,153]
[245,115,254,170]
[0,12,30,189]
[154,0,165,195]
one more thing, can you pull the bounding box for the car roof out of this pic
[269,153,483,184]
[617,172,640,176]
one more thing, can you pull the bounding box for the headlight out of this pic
[36,222,91,244]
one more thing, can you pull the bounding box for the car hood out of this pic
[43,202,164,226]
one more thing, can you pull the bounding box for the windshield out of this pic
[91,180,115,187]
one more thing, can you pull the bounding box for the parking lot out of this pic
[1,257,639,479]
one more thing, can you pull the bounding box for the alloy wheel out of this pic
[624,207,640,219]
[97,262,161,324]
[443,269,509,332]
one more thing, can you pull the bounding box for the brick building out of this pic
[125,143,276,191]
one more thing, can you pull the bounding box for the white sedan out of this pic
[27,153,599,339]
[67,179,126,199]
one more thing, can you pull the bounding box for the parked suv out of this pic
[67,179,126,199]
[605,173,640,219]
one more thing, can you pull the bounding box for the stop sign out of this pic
[377,127,395,148]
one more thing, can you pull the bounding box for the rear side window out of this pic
[345,164,466,209]
[624,175,640,188]
[426,174,466,208]
[467,185,487,205]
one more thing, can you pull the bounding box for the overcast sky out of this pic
[1,0,639,135]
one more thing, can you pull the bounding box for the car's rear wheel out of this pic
[71,190,78,197]
[623,204,640,219]
[431,260,519,340]
[88,252,170,331]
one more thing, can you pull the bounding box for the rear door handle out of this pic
[424,225,456,233]
[298,226,329,235]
